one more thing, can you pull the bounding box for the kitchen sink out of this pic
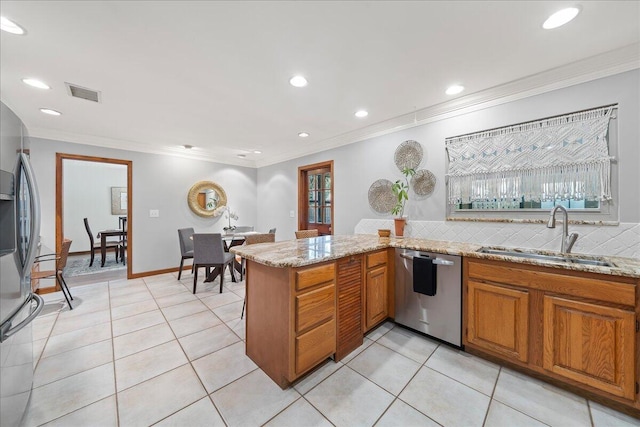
[477,247,613,267]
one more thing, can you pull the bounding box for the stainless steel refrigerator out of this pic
[1,103,44,426]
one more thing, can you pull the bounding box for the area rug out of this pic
[64,256,126,277]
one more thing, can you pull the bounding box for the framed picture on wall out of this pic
[111,187,127,215]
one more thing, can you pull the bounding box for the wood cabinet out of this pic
[464,258,639,411]
[336,256,363,360]
[467,280,529,363]
[364,250,388,331]
[543,295,635,400]
[246,260,336,388]
[293,263,336,377]
[245,248,393,388]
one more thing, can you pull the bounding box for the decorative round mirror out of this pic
[187,181,227,217]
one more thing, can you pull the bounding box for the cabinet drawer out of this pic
[366,250,387,269]
[467,260,635,306]
[296,263,335,291]
[296,284,335,333]
[295,319,336,375]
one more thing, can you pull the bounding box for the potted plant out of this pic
[391,167,415,237]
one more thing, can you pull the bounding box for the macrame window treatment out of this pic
[446,105,616,209]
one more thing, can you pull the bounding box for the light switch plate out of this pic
[149,209,160,218]
[289,210,295,218]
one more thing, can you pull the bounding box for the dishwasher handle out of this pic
[399,252,454,266]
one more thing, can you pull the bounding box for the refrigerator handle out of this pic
[0,293,44,343]
[17,153,41,276]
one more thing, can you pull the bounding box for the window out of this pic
[445,105,616,217]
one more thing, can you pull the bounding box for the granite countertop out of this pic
[230,234,640,279]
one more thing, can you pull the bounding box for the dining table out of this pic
[222,231,259,251]
[97,229,126,267]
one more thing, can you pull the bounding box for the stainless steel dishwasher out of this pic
[394,248,462,348]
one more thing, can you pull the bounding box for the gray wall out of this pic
[256,70,640,237]
[18,69,640,275]
[28,139,258,274]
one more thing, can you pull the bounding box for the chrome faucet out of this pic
[547,205,578,254]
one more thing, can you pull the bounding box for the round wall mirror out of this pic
[187,181,227,217]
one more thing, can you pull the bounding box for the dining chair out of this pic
[177,227,195,280]
[237,233,275,282]
[84,218,119,266]
[118,217,128,265]
[295,229,319,239]
[192,233,236,294]
[240,233,275,319]
[32,239,74,309]
[118,231,127,265]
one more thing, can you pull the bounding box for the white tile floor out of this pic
[24,271,640,427]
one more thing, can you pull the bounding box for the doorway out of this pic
[55,153,132,286]
[298,160,333,235]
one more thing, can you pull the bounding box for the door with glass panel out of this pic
[298,161,333,236]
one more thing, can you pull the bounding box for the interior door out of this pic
[298,161,333,236]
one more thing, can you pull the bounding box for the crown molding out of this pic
[26,43,639,170]
[26,127,258,168]
[255,43,640,168]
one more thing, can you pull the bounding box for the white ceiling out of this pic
[1,1,639,168]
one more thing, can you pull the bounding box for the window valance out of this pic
[445,105,616,207]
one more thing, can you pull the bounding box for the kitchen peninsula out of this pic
[231,234,640,415]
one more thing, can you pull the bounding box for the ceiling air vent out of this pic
[65,82,101,103]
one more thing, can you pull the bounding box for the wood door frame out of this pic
[298,160,334,234]
[56,153,133,280]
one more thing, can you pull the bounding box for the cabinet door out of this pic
[543,296,636,399]
[467,280,529,363]
[336,256,363,360]
[365,265,388,331]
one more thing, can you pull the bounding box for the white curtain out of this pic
[445,105,616,206]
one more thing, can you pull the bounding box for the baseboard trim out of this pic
[35,286,58,295]
[129,265,192,279]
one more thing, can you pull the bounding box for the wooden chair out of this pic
[118,216,128,265]
[177,228,195,280]
[237,232,276,281]
[192,233,236,294]
[84,218,119,267]
[240,233,276,319]
[33,239,74,309]
[295,229,319,239]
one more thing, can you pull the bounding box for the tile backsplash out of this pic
[354,219,639,259]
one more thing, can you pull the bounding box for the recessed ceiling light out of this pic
[289,75,308,88]
[445,84,464,95]
[183,144,194,150]
[253,150,262,154]
[543,7,580,29]
[40,108,61,116]
[237,154,247,158]
[1,16,25,35]
[298,132,310,138]
[22,78,50,89]
[355,110,368,118]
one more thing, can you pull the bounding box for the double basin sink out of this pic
[477,247,613,267]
